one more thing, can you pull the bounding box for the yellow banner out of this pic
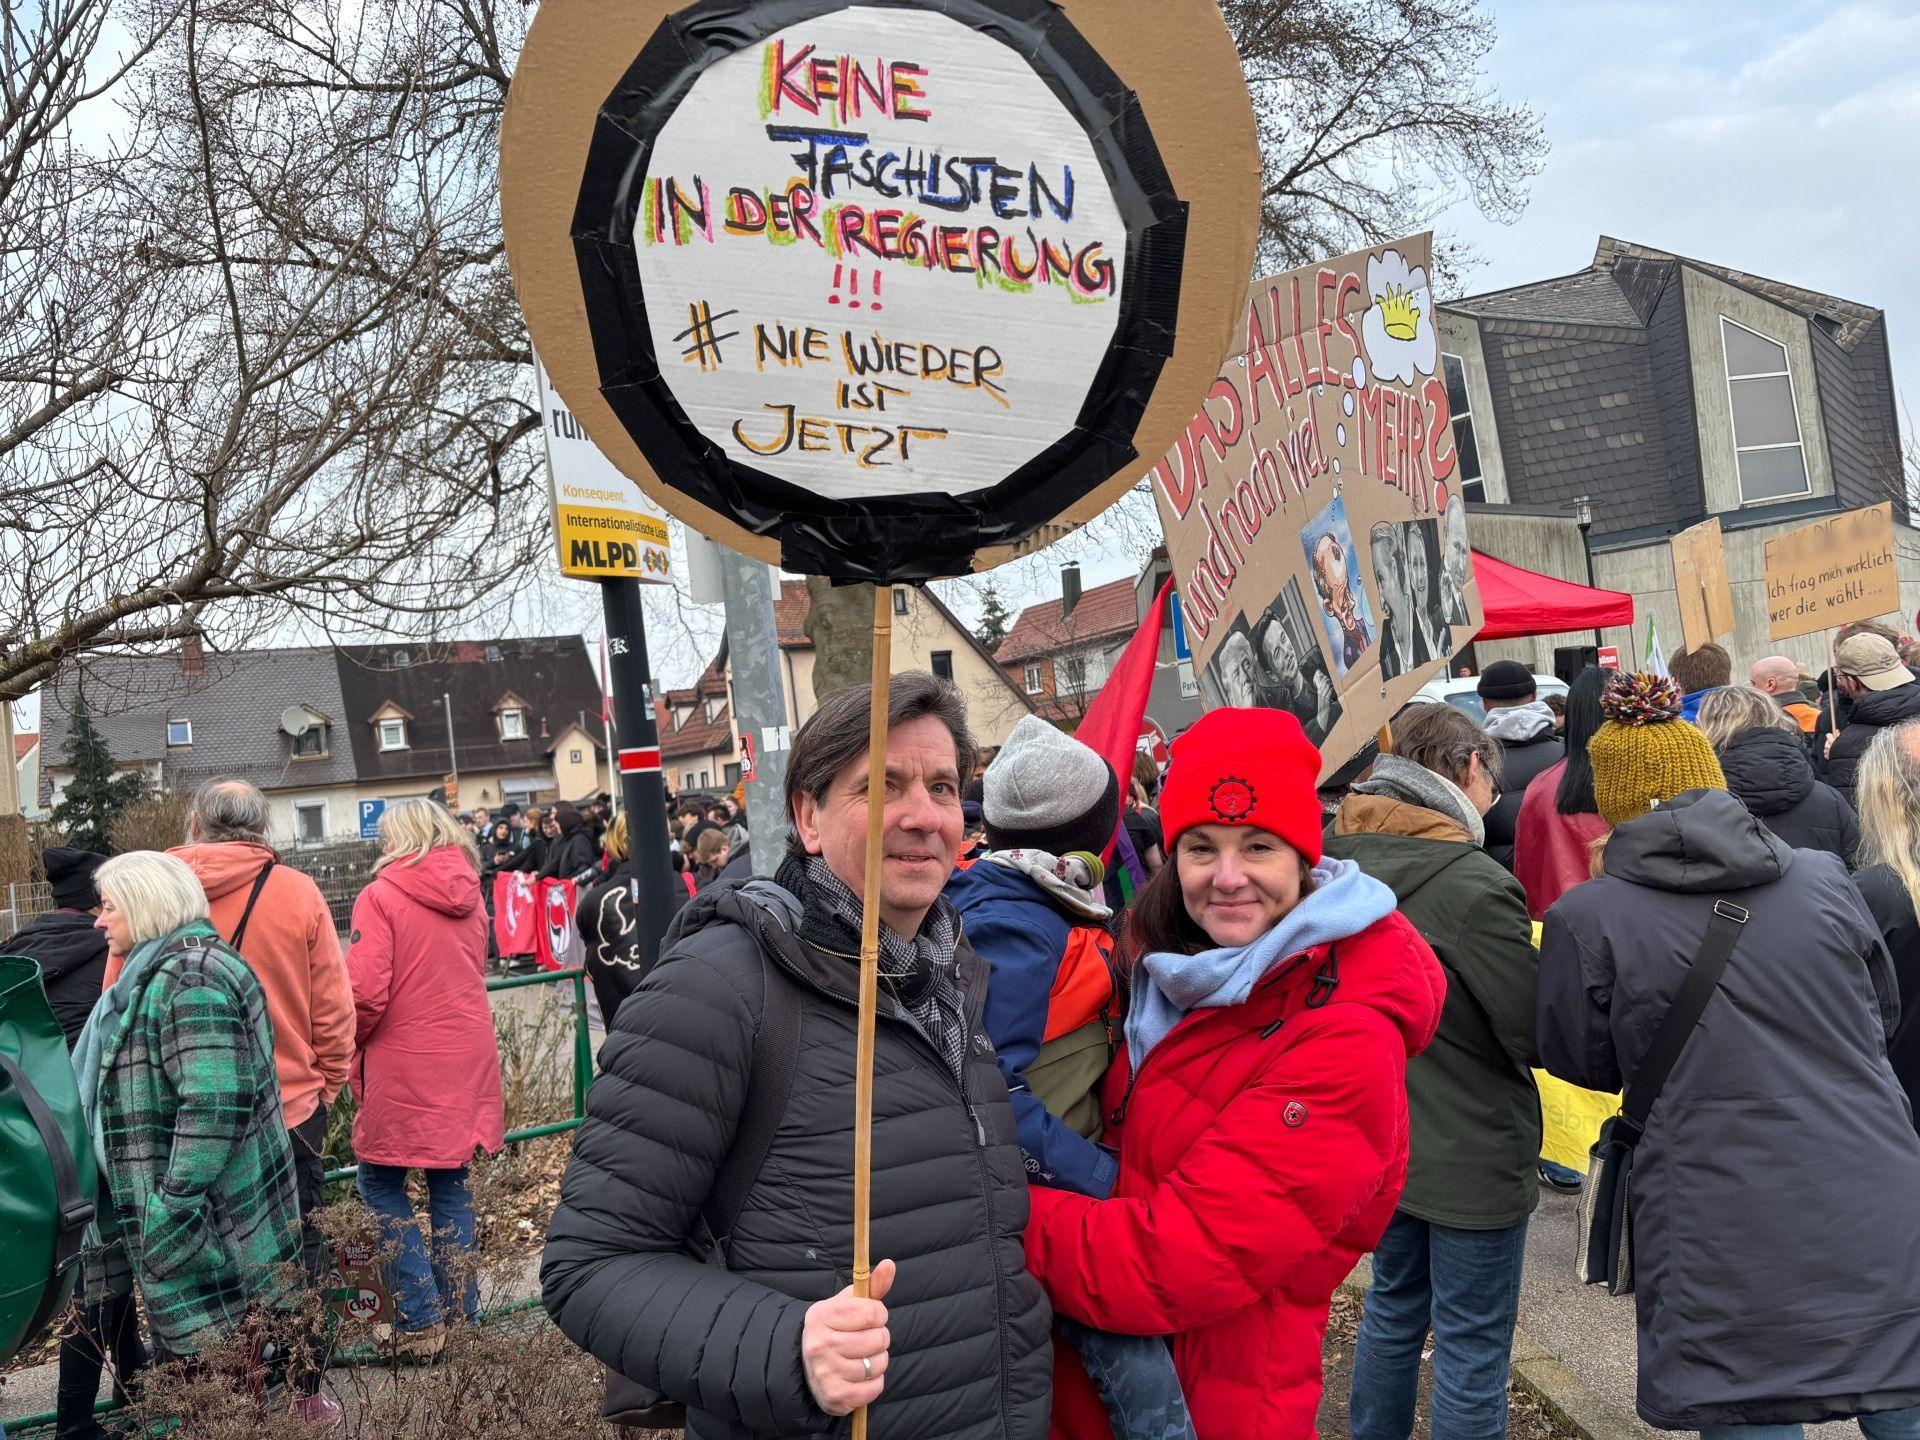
[554,504,673,580]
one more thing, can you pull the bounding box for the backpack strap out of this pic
[0,1054,95,1349]
[227,860,276,951]
[704,954,801,1261]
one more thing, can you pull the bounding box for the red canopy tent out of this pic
[1470,548,1634,642]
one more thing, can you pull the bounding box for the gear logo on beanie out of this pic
[1209,777,1256,822]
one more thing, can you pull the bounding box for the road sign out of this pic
[1170,591,1191,661]
[358,799,385,840]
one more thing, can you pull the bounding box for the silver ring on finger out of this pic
[862,1355,873,1380]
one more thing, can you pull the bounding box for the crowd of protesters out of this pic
[15,623,1920,1440]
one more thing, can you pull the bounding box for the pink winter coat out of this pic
[345,847,504,1168]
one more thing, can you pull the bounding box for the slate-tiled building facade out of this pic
[1441,236,1912,674]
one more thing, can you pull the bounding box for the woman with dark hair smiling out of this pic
[1025,707,1444,1439]
[1513,667,1614,921]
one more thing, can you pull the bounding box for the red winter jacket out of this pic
[1026,911,1445,1440]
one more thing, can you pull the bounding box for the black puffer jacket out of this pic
[1539,789,1920,1429]
[3,908,108,1047]
[1826,681,1920,806]
[542,875,1051,1440]
[541,820,600,883]
[1717,724,1859,863]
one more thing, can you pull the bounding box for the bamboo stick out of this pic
[851,582,893,1440]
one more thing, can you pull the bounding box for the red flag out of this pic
[493,872,538,955]
[1073,578,1172,856]
[536,877,579,972]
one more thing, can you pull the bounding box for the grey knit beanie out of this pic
[983,714,1120,856]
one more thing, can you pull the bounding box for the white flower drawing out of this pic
[1360,248,1437,386]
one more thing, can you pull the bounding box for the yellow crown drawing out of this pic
[1375,283,1421,341]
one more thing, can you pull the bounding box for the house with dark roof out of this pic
[37,635,609,843]
[334,636,607,819]
[657,659,738,794]
[38,640,363,841]
[1437,236,1910,673]
[995,571,1142,724]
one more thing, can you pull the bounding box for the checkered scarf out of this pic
[793,854,967,1082]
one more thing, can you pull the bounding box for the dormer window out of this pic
[378,718,408,751]
[293,725,328,757]
[492,691,532,741]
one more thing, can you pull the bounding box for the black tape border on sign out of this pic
[571,0,1188,584]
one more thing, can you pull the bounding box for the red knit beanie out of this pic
[1158,708,1325,865]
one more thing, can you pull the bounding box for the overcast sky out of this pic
[17,1,1916,728]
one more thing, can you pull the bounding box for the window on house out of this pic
[294,801,327,843]
[393,650,410,667]
[293,725,327,757]
[930,650,954,681]
[378,718,408,750]
[166,719,192,747]
[699,769,711,788]
[893,588,910,615]
[683,771,697,789]
[1060,655,1089,695]
[484,644,502,662]
[724,762,741,786]
[1024,662,1043,694]
[1440,353,1485,503]
[569,748,582,764]
[500,708,527,740]
[1720,317,1809,503]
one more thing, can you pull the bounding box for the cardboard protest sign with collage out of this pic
[501,0,1258,584]
[1152,234,1485,778]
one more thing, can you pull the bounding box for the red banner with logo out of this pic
[492,872,539,955]
[537,877,580,972]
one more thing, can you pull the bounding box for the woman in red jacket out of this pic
[1026,708,1446,1440]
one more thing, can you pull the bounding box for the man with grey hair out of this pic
[167,777,351,1420]
[544,672,1050,1439]
[1750,654,1819,735]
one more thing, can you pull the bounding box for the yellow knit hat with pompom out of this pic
[1588,672,1727,827]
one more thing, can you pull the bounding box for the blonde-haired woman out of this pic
[72,852,300,1368]
[346,799,504,1354]
[1849,722,1920,1122]
[1698,684,1857,863]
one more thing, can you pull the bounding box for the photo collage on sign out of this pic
[1199,578,1344,745]
[1373,494,1470,682]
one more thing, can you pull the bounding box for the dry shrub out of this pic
[108,791,191,855]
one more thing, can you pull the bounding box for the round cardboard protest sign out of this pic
[502,0,1256,583]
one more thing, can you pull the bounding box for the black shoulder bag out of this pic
[600,954,802,1427]
[1576,898,1747,1296]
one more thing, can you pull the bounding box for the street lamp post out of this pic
[1572,496,1602,650]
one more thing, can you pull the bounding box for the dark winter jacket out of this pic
[497,831,547,875]
[542,875,1051,1440]
[1717,724,1859,863]
[1481,708,1564,871]
[540,821,599,884]
[576,859,688,1029]
[1325,792,1541,1228]
[1538,788,1920,1429]
[945,860,1119,1200]
[1848,864,1920,1126]
[1826,681,1920,806]
[5,908,109,1048]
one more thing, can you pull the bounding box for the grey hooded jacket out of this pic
[1538,788,1920,1430]
[541,876,1051,1440]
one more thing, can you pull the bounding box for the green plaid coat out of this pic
[94,923,300,1354]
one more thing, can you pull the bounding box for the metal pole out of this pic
[718,548,792,877]
[600,578,679,979]
[1579,520,1602,650]
[443,692,459,798]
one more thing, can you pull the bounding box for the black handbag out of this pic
[600,955,800,1427]
[1576,898,1746,1296]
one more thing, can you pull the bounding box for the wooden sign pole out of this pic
[852,583,893,1440]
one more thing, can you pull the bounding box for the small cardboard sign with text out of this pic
[1763,503,1900,642]
[1151,234,1483,780]
[1670,517,1736,651]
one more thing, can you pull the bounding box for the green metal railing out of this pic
[321,964,594,1185]
[7,967,595,1438]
